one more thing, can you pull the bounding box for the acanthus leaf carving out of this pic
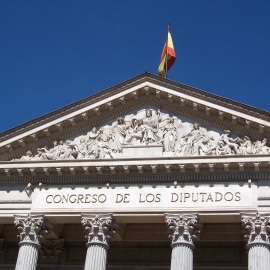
[165,213,199,249]
[241,212,270,249]
[14,214,50,247]
[39,239,65,264]
[81,214,114,249]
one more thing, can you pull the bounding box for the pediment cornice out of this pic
[1,73,270,160]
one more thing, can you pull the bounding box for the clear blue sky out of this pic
[1,1,270,133]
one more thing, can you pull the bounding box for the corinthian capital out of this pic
[40,239,65,263]
[165,213,199,249]
[241,212,270,249]
[81,214,114,248]
[14,214,48,247]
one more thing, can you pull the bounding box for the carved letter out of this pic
[46,195,53,204]
[215,192,223,202]
[116,194,123,203]
[171,193,179,203]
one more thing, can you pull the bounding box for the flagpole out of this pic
[165,23,170,79]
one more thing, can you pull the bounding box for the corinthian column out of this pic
[165,213,199,270]
[241,212,270,270]
[81,214,114,270]
[14,214,48,270]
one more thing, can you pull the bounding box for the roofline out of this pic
[1,72,269,142]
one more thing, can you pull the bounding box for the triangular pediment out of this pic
[1,73,270,163]
[7,105,270,163]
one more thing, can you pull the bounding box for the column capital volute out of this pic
[14,214,50,248]
[81,213,114,249]
[165,213,199,249]
[241,212,270,249]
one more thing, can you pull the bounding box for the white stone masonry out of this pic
[14,215,48,270]
[242,212,270,270]
[165,213,199,270]
[81,214,114,270]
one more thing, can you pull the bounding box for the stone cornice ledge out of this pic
[0,155,269,178]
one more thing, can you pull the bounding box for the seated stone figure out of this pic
[219,130,242,155]
[142,109,162,145]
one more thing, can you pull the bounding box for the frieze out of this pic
[14,109,270,161]
[31,184,257,213]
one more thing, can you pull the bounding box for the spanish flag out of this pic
[158,26,176,78]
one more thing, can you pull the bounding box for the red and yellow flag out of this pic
[158,28,176,77]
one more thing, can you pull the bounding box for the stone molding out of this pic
[39,239,65,264]
[1,154,269,181]
[81,214,114,249]
[14,214,49,248]
[0,167,269,185]
[165,213,199,249]
[241,212,270,249]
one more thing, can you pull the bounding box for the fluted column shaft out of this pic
[248,244,270,270]
[14,215,47,270]
[81,214,114,270]
[165,213,199,270]
[84,243,108,270]
[242,212,270,270]
[171,244,193,270]
[15,243,39,270]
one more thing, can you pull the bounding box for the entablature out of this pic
[0,155,269,184]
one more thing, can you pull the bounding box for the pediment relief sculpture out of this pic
[14,109,270,161]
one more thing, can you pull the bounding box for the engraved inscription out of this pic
[31,184,256,213]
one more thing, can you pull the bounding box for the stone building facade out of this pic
[0,73,270,269]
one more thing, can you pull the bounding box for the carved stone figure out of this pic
[97,138,114,159]
[124,119,144,145]
[186,123,207,155]
[60,140,77,159]
[215,141,227,155]
[86,127,100,158]
[219,130,241,155]
[261,138,270,154]
[39,141,59,160]
[77,138,88,159]
[198,136,215,156]
[254,138,270,154]
[142,109,162,144]
[111,117,128,153]
[239,136,253,155]
[11,109,270,161]
[163,118,177,152]
[18,150,33,161]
